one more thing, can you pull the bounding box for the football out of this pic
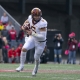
[23,22,30,30]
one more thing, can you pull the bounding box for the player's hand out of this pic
[26,29,32,35]
[21,26,25,30]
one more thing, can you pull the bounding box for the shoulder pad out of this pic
[28,15,32,21]
[40,20,47,28]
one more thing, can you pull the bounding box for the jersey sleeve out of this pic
[39,20,47,28]
[27,15,32,22]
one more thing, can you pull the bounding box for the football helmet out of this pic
[31,7,42,22]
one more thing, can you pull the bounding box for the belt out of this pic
[39,39,47,42]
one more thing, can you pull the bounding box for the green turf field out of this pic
[0,63,80,80]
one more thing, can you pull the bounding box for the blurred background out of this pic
[0,0,80,64]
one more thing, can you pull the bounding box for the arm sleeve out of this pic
[32,31,46,40]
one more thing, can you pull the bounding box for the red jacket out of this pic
[16,47,21,56]
[8,49,16,58]
[9,30,16,40]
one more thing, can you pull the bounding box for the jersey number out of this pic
[31,26,36,33]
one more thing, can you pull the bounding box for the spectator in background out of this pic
[68,33,77,64]
[6,21,14,31]
[78,40,80,53]
[53,34,64,64]
[0,35,4,63]
[8,46,16,63]
[17,27,24,46]
[40,45,50,64]
[0,21,4,31]
[2,37,9,63]
[1,26,9,40]
[9,27,17,48]
[16,44,23,63]
[1,12,8,25]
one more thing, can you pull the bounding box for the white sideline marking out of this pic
[0,70,15,72]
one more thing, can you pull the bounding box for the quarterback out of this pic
[16,7,47,76]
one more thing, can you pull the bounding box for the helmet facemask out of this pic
[31,8,42,23]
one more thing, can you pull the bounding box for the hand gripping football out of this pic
[23,22,30,30]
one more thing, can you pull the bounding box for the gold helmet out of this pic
[31,7,42,16]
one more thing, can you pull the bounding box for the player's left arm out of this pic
[32,27,47,39]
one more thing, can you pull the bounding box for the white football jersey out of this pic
[25,36,29,43]
[27,15,47,41]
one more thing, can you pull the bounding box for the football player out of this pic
[16,7,47,76]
